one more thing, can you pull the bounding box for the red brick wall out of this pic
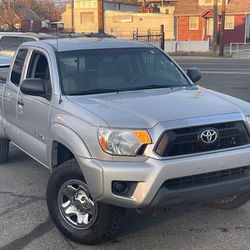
[224,15,246,44]
[177,16,205,41]
[177,14,246,44]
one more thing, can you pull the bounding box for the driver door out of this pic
[17,50,52,166]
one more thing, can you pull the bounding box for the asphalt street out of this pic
[176,58,250,102]
[1,57,250,250]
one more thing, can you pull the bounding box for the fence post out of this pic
[160,24,165,51]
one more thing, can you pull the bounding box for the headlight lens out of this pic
[98,127,152,156]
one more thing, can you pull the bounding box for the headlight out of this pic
[98,127,152,156]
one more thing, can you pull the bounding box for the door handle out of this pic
[17,98,24,107]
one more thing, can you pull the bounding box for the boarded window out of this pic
[80,12,94,24]
[75,0,97,8]
[112,16,133,23]
[225,16,234,30]
[189,17,199,30]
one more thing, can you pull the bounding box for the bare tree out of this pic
[0,0,63,31]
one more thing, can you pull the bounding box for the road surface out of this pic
[1,57,250,250]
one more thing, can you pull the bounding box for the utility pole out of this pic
[97,0,104,33]
[219,0,226,56]
[71,0,74,33]
[212,0,218,55]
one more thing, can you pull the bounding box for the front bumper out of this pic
[76,145,250,209]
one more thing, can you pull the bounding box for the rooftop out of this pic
[23,38,153,52]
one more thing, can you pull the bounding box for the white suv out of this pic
[0,32,55,56]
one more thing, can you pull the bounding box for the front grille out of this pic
[165,166,250,191]
[155,121,249,157]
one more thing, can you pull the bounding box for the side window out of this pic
[10,49,28,86]
[0,36,21,51]
[26,51,51,92]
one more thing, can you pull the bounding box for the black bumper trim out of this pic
[147,176,250,209]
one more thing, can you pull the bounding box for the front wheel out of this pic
[47,159,126,245]
[206,193,250,210]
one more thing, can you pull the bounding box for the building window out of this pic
[80,12,94,24]
[199,0,229,6]
[189,17,199,30]
[225,16,234,30]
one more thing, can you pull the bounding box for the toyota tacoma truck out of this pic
[1,38,250,245]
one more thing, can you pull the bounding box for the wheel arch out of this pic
[49,123,91,169]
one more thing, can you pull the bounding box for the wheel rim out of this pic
[58,179,98,230]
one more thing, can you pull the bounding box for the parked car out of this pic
[0,32,55,56]
[0,54,12,66]
[0,54,11,83]
[83,32,116,38]
[1,38,250,245]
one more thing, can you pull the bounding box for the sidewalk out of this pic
[171,56,226,60]
[232,51,250,59]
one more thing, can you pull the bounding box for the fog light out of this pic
[112,181,137,196]
[112,182,128,194]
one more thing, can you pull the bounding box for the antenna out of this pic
[56,25,59,51]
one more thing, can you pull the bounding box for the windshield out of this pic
[58,48,190,95]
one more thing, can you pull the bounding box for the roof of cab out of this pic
[23,38,153,52]
[0,32,55,40]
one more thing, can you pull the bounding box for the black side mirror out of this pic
[20,78,50,99]
[187,68,201,83]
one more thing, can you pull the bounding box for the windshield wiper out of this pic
[68,88,120,96]
[125,84,185,91]
[68,85,186,96]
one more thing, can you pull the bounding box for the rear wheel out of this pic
[206,193,250,210]
[47,159,126,245]
[0,138,9,163]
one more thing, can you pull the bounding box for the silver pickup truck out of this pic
[1,38,250,245]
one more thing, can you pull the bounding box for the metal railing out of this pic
[229,42,250,54]
[132,25,165,50]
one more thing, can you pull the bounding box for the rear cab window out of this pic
[10,49,28,86]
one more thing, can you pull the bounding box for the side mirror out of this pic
[20,78,47,98]
[187,68,201,83]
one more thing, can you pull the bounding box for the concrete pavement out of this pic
[1,57,250,249]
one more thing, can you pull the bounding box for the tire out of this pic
[47,159,126,245]
[206,193,250,210]
[0,138,9,163]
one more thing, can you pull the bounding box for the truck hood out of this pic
[67,87,247,128]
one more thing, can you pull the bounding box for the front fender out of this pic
[49,123,91,163]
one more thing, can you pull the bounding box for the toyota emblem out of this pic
[200,129,218,144]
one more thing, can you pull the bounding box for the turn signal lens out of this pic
[134,131,152,144]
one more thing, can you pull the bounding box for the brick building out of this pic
[175,0,250,44]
